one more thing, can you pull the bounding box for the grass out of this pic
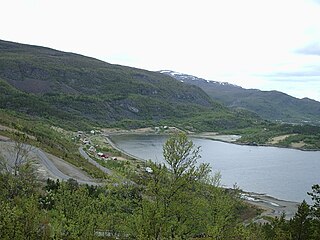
[0,110,108,179]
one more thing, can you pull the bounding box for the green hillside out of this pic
[0,40,262,131]
[161,71,320,125]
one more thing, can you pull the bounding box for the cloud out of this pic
[254,75,320,101]
[262,70,320,84]
[297,42,320,56]
[267,70,320,79]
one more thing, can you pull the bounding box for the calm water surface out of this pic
[110,134,320,203]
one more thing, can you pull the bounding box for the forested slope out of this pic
[0,40,262,131]
[161,70,320,124]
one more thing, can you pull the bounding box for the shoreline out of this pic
[240,191,299,220]
[104,135,146,162]
[104,132,301,220]
[103,128,320,152]
[190,133,320,152]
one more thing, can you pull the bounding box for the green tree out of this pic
[97,183,140,239]
[268,213,291,240]
[308,184,320,218]
[0,195,47,240]
[289,200,311,240]
[0,140,46,239]
[308,184,320,240]
[49,182,99,239]
[0,139,38,199]
[133,133,240,239]
[163,132,202,179]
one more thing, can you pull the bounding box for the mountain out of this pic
[160,70,320,124]
[0,40,262,131]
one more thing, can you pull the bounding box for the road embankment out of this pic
[0,139,102,186]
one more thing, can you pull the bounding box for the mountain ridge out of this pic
[160,70,320,124]
[0,39,262,131]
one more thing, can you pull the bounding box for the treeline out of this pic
[0,133,319,239]
[234,122,320,149]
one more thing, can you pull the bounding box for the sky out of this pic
[1,0,320,101]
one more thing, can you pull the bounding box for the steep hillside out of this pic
[0,40,262,131]
[160,70,320,124]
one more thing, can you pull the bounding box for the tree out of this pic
[0,138,45,239]
[132,133,206,238]
[308,184,320,240]
[0,194,47,240]
[0,138,38,199]
[163,132,201,179]
[290,200,311,240]
[0,135,33,175]
[49,182,99,239]
[308,184,320,219]
[133,132,240,239]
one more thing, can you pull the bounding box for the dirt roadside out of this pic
[0,139,99,184]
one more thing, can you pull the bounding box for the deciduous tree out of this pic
[133,133,240,239]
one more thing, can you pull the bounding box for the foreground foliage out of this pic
[0,133,320,239]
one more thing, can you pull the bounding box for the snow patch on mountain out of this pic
[159,70,241,88]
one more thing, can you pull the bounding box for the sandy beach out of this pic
[190,132,241,142]
[241,192,299,221]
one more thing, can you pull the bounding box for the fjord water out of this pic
[110,134,320,203]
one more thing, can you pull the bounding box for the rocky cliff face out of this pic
[2,40,246,129]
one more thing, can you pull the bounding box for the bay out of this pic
[110,134,320,203]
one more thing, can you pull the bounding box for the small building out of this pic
[98,152,108,159]
[89,146,96,152]
[145,167,153,173]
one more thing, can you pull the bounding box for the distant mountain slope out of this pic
[0,40,262,131]
[160,70,320,124]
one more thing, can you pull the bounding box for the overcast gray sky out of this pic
[1,0,320,100]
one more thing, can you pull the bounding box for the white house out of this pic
[145,167,153,173]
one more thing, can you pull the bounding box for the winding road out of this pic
[0,140,103,186]
[78,147,113,175]
[32,146,102,185]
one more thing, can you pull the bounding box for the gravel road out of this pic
[78,147,113,175]
[0,141,101,185]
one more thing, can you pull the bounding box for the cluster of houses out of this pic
[77,130,117,161]
[76,130,154,174]
[87,142,117,161]
[76,131,90,144]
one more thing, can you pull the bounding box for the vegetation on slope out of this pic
[0,40,262,131]
[162,71,320,124]
[230,122,320,150]
[0,110,107,179]
[0,133,320,239]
